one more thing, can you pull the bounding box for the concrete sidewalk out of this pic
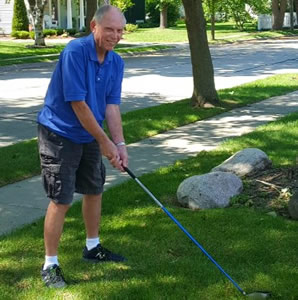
[0,90,297,236]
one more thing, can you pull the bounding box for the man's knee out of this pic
[48,201,71,214]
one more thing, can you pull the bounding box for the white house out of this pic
[0,0,14,34]
[0,0,87,34]
[0,0,145,35]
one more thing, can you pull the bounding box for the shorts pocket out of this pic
[42,167,62,200]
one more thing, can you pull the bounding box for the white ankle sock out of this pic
[43,255,59,270]
[86,237,100,250]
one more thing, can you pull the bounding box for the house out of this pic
[0,0,14,34]
[0,0,145,35]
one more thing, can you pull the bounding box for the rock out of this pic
[177,171,243,210]
[212,148,272,177]
[288,190,298,220]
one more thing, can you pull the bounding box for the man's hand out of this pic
[116,144,128,172]
[99,138,123,171]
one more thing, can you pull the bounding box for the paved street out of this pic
[0,39,298,146]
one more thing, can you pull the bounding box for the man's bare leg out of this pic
[82,194,102,239]
[44,201,71,256]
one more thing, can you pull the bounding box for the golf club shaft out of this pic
[124,167,245,295]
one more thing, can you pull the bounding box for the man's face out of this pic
[92,10,125,52]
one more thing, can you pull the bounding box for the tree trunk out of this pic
[160,6,168,29]
[182,0,219,107]
[86,0,98,33]
[272,0,287,30]
[211,0,215,40]
[295,0,298,22]
[24,0,47,46]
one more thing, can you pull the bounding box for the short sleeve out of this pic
[106,59,124,105]
[62,50,87,101]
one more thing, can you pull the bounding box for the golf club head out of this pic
[245,291,271,299]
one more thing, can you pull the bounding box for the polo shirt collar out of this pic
[87,33,112,64]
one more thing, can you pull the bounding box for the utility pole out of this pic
[290,0,294,32]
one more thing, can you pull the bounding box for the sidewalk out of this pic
[0,90,297,236]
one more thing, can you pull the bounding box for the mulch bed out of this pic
[238,166,298,218]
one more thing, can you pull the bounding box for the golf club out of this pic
[124,167,271,299]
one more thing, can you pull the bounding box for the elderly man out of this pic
[37,5,128,288]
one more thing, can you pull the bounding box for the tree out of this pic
[272,0,287,30]
[86,0,98,33]
[147,0,181,28]
[210,0,270,31]
[12,0,29,32]
[202,0,220,40]
[295,0,298,21]
[85,0,134,34]
[24,0,47,46]
[182,0,219,107]
[111,0,134,11]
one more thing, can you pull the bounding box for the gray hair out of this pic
[92,5,126,25]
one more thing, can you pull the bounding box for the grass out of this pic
[123,22,298,43]
[0,73,297,187]
[0,112,298,299]
[0,41,172,66]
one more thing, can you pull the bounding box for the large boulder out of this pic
[177,171,243,210]
[212,148,272,177]
[288,190,298,220]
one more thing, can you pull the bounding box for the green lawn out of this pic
[0,73,297,187]
[0,41,172,66]
[123,22,298,43]
[0,112,297,299]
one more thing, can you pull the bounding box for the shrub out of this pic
[56,28,65,35]
[12,0,29,32]
[11,30,30,39]
[66,28,77,36]
[43,29,57,37]
[125,23,138,33]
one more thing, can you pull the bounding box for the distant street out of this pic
[0,38,298,146]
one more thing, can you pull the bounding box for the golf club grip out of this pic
[124,167,136,179]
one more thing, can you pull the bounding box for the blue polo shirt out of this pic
[37,33,124,143]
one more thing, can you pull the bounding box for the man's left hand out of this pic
[117,144,128,172]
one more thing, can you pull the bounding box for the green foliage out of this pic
[12,0,29,32]
[125,23,139,32]
[111,0,134,12]
[11,29,64,39]
[209,0,272,30]
[146,0,181,27]
[56,28,65,35]
[29,31,35,39]
[66,28,77,36]
[11,30,31,39]
[43,29,57,36]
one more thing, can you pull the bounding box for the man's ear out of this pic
[90,20,96,32]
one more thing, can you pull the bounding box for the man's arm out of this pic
[105,104,128,171]
[71,101,122,171]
